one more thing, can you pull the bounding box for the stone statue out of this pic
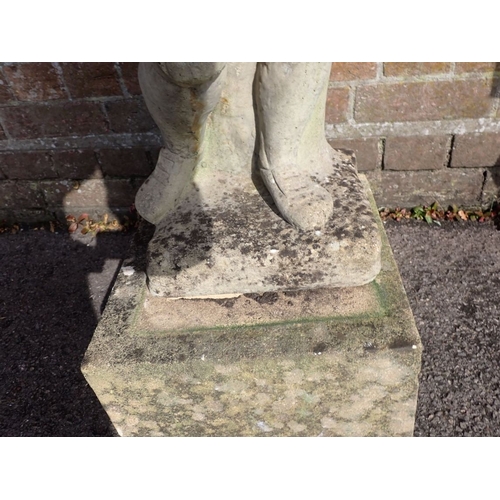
[134,62,381,297]
[135,62,334,230]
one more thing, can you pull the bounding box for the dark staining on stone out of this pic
[240,245,253,255]
[334,199,342,209]
[363,341,377,352]
[313,342,327,355]
[128,348,144,361]
[215,297,237,308]
[354,229,364,239]
[389,338,414,350]
[245,291,279,305]
[279,248,298,259]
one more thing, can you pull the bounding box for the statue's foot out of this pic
[259,148,334,231]
[135,148,196,225]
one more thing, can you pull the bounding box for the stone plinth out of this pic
[81,176,422,436]
[146,148,381,297]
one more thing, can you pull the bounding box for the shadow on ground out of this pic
[0,230,132,436]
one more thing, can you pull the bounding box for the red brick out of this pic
[0,72,15,104]
[61,63,123,98]
[0,208,53,224]
[42,178,137,208]
[2,63,66,101]
[52,150,103,178]
[0,151,57,179]
[484,167,500,201]
[365,168,488,208]
[384,63,450,77]
[105,98,157,133]
[119,63,141,95]
[0,180,45,208]
[355,79,495,122]
[150,147,160,166]
[327,137,380,171]
[455,63,499,74]
[450,133,500,167]
[98,148,153,177]
[325,87,349,124]
[0,102,108,139]
[329,63,377,82]
[384,135,450,170]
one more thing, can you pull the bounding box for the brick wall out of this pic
[0,62,161,222]
[326,62,500,208]
[0,62,499,222]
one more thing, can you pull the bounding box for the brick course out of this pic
[451,133,500,167]
[384,135,450,171]
[0,151,57,179]
[0,102,108,139]
[52,150,103,179]
[366,168,492,208]
[98,148,153,177]
[329,63,377,81]
[0,181,45,209]
[119,63,141,95]
[325,87,349,123]
[42,178,137,209]
[105,98,158,134]
[61,63,122,98]
[327,137,380,171]
[355,79,495,122]
[2,63,66,101]
[455,63,499,74]
[0,72,14,104]
[383,63,451,77]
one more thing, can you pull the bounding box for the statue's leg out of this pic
[135,62,226,225]
[255,62,333,230]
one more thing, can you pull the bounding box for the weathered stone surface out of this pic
[145,150,381,297]
[81,178,422,436]
[136,63,336,232]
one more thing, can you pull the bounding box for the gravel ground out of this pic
[1,220,499,436]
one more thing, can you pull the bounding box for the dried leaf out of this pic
[77,213,89,223]
[458,210,468,220]
[68,222,78,233]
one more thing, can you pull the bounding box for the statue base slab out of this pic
[81,176,422,436]
[145,150,381,298]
